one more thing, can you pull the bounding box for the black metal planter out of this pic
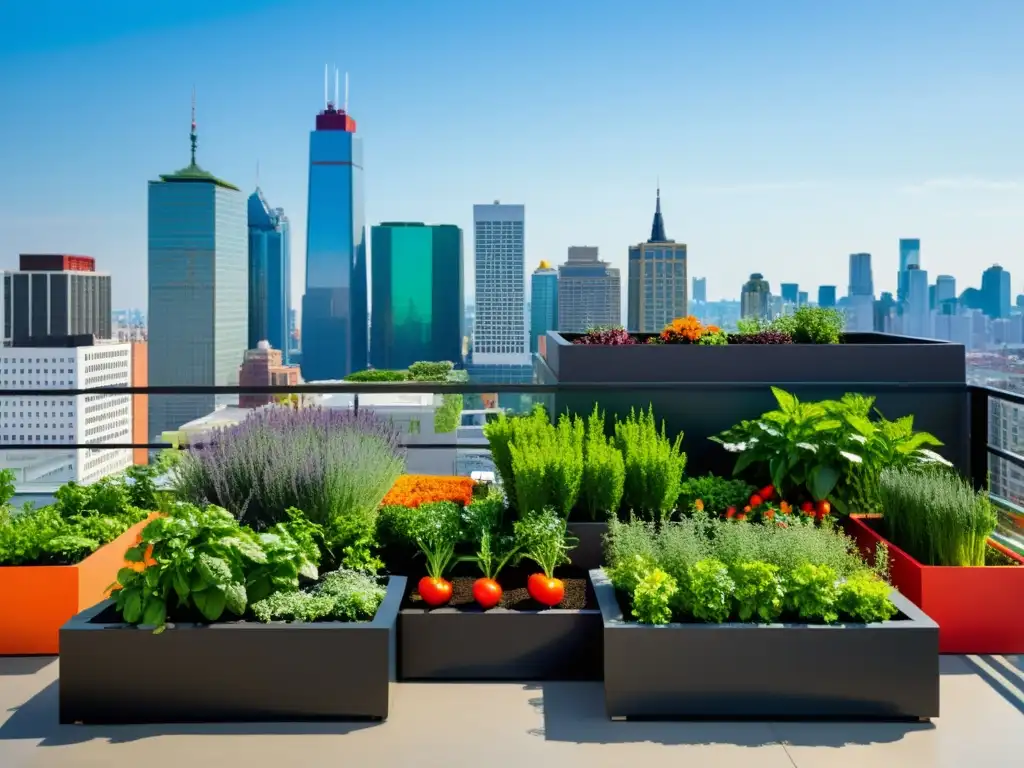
[539,332,968,476]
[58,576,406,724]
[591,568,940,721]
[399,582,603,681]
[566,521,608,571]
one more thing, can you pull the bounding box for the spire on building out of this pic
[648,184,671,243]
[190,86,198,167]
[156,87,240,191]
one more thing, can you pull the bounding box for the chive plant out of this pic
[877,467,997,566]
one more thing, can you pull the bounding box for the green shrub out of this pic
[407,360,455,381]
[678,474,755,514]
[613,406,686,521]
[580,406,625,520]
[632,568,677,624]
[771,306,844,344]
[877,467,997,566]
[731,560,784,622]
[836,573,898,623]
[251,568,386,623]
[688,558,735,623]
[508,412,584,516]
[345,369,409,382]
[784,563,839,622]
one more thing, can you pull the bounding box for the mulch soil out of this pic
[401,566,596,612]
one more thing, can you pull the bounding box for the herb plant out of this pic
[251,568,386,623]
[514,508,577,578]
[509,412,584,516]
[411,501,463,580]
[460,491,521,581]
[632,569,677,624]
[688,559,735,623]
[678,474,755,514]
[613,406,686,521]
[580,406,625,520]
[731,561,784,622]
[784,563,839,623]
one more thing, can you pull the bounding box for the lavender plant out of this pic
[171,406,406,570]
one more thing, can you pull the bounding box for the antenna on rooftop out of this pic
[323,63,329,108]
[334,66,340,110]
[344,71,349,113]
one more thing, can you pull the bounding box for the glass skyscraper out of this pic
[247,188,291,360]
[848,252,874,297]
[530,261,558,352]
[981,264,1012,319]
[472,202,528,366]
[301,97,366,381]
[369,222,464,370]
[898,238,921,303]
[148,108,247,440]
[817,285,837,308]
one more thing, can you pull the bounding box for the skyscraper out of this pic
[247,188,291,360]
[691,277,707,304]
[301,70,366,381]
[740,273,771,320]
[147,93,247,441]
[780,283,799,304]
[898,238,921,303]
[472,202,528,366]
[981,264,1012,319]
[817,285,837,308]
[557,247,620,333]
[797,291,809,306]
[3,255,112,345]
[935,275,957,304]
[530,261,558,352]
[848,253,874,298]
[370,222,464,370]
[627,187,687,331]
[905,265,930,337]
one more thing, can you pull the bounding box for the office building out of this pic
[370,222,464,370]
[904,266,931,337]
[238,341,301,409]
[148,96,247,441]
[302,71,367,381]
[247,188,291,360]
[557,246,620,333]
[981,264,1012,320]
[0,337,134,488]
[472,202,529,366]
[848,253,874,298]
[817,285,837,308]
[627,188,687,331]
[530,261,558,353]
[798,291,809,306]
[740,273,771,321]
[3,255,111,345]
[898,238,921,303]
[692,277,707,304]
[780,283,799,305]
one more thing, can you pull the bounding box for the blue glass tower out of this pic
[301,87,366,381]
[817,285,837,308]
[981,264,1012,319]
[898,238,921,303]
[530,261,558,352]
[247,188,291,360]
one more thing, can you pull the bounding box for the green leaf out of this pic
[733,452,757,476]
[813,418,843,432]
[192,588,227,621]
[220,535,268,564]
[769,455,788,491]
[222,582,248,616]
[122,590,144,623]
[123,546,145,563]
[172,570,191,604]
[843,414,875,436]
[771,388,798,414]
[298,561,319,581]
[809,465,841,501]
[196,553,233,588]
[116,567,139,587]
[142,598,167,628]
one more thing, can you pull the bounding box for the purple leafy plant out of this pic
[727,330,793,345]
[171,406,406,537]
[572,327,638,346]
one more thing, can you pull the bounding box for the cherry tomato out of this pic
[472,577,503,609]
[749,494,764,507]
[800,501,815,514]
[816,500,832,519]
[418,576,453,607]
[527,573,565,607]
[759,485,775,501]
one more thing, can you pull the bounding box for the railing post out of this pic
[968,385,990,492]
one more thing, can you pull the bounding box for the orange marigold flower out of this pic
[694,499,705,512]
[382,474,476,508]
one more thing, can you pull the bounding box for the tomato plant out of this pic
[514,509,576,608]
[410,501,462,607]
[459,491,522,608]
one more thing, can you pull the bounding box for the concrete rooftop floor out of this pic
[0,655,1021,768]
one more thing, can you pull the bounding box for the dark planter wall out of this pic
[539,333,969,478]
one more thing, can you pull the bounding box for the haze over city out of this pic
[3,0,1024,314]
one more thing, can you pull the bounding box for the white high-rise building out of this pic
[472,202,529,366]
[0,341,133,488]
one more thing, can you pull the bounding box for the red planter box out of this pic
[845,514,1024,654]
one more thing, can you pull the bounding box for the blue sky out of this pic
[1,0,1023,313]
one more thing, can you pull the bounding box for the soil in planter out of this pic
[403,565,596,611]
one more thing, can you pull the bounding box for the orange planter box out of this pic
[846,514,1024,654]
[0,514,157,656]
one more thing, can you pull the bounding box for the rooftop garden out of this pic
[344,360,466,433]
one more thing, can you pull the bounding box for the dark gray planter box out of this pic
[399,591,602,681]
[540,331,968,476]
[566,521,608,571]
[58,575,406,724]
[591,568,940,720]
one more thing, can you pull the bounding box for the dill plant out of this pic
[613,406,686,521]
[580,406,625,520]
[878,467,997,566]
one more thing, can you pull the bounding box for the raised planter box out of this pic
[58,575,406,723]
[0,515,156,656]
[566,520,608,571]
[846,514,1024,654]
[399,576,602,681]
[591,567,940,720]
[538,331,968,476]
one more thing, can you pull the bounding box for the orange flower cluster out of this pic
[382,474,475,508]
[660,315,721,344]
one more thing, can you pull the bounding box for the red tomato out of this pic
[418,576,453,607]
[800,501,815,514]
[749,494,764,507]
[725,506,736,519]
[816,500,832,519]
[527,574,565,607]
[472,577,503,609]
[759,485,775,501]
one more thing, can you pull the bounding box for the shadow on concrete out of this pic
[0,658,56,677]
[0,680,383,746]
[962,655,1024,716]
[524,682,934,747]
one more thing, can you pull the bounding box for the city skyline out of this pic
[2,1,1023,318]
